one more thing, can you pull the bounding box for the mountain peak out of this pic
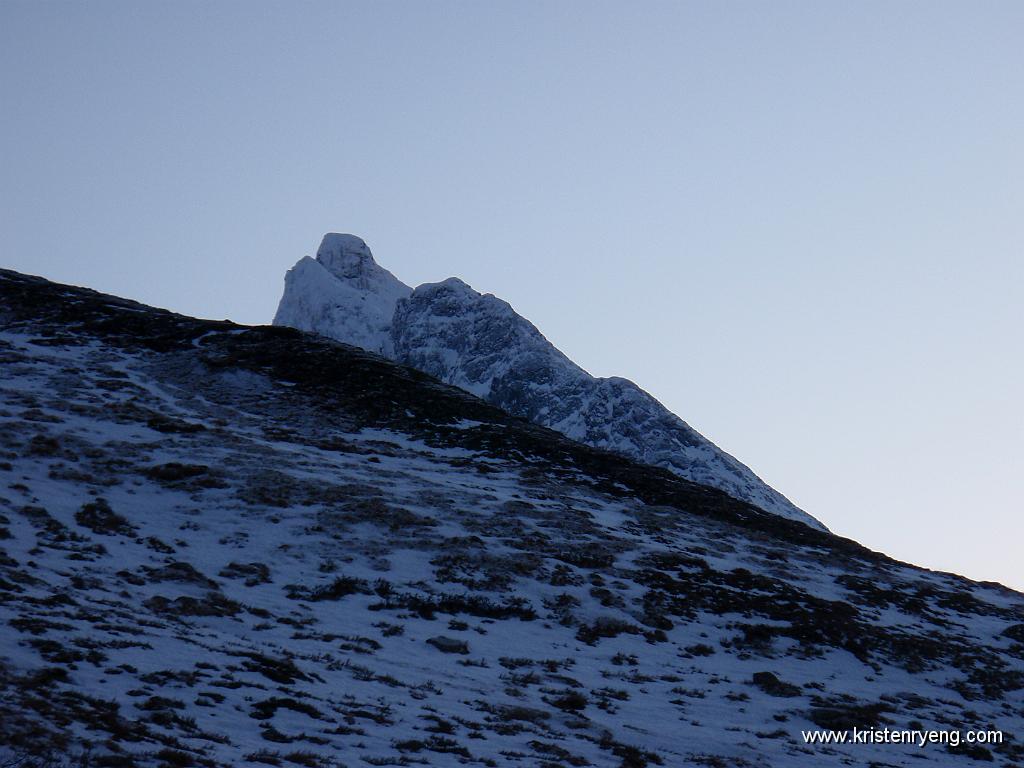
[315,233,376,280]
[415,277,482,300]
[273,234,411,357]
[435,276,475,292]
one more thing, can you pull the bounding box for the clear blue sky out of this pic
[3,1,1021,590]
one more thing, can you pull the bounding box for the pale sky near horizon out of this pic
[2,1,1021,590]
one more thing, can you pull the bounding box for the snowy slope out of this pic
[275,236,822,529]
[2,269,1022,768]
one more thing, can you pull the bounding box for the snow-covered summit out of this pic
[273,235,824,530]
[273,233,411,356]
[315,233,382,282]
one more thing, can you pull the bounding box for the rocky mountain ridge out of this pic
[274,234,823,529]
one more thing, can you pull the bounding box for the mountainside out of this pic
[1,268,1022,768]
[274,235,822,530]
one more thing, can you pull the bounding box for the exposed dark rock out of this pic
[426,636,470,654]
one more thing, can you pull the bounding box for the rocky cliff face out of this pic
[275,235,823,529]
